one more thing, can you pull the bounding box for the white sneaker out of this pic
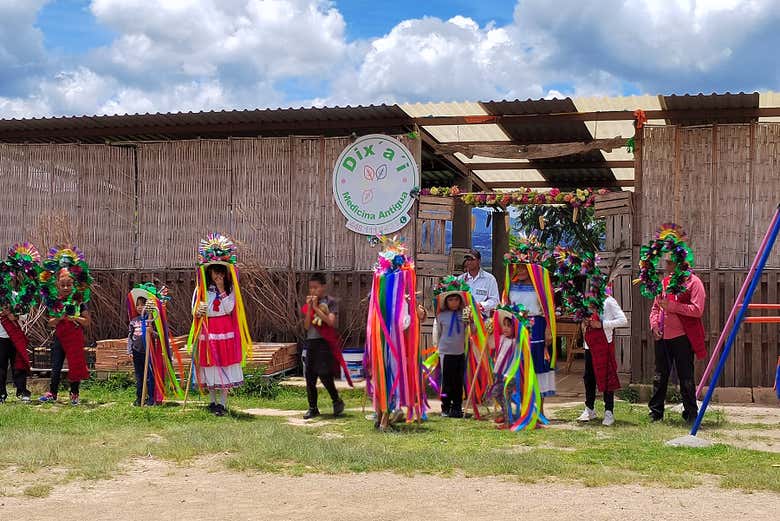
[602,411,615,426]
[577,408,597,422]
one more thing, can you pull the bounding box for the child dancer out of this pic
[505,243,557,415]
[38,246,93,405]
[302,273,349,419]
[488,308,519,425]
[365,236,425,430]
[578,289,627,426]
[0,243,42,403]
[188,234,252,417]
[433,278,473,419]
[127,284,179,406]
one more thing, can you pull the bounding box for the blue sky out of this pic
[1,0,779,118]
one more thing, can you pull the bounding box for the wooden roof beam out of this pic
[486,180,634,189]
[469,160,634,170]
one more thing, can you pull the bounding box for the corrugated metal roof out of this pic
[659,92,759,124]
[481,98,593,143]
[0,104,412,143]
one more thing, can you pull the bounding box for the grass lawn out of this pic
[0,380,778,498]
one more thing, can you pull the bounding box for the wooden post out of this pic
[452,177,472,250]
[630,124,644,384]
[492,211,509,293]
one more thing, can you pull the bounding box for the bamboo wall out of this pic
[0,135,421,346]
[0,136,418,270]
[633,123,780,388]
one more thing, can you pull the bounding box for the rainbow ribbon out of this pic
[365,262,425,422]
[503,325,548,430]
[463,292,493,419]
[525,264,557,369]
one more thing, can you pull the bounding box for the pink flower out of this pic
[451,186,461,196]
[549,188,561,197]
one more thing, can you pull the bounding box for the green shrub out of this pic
[81,372,135,392]
[616,386,640,403]
[234,366,281,399]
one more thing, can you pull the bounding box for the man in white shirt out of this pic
[457,249,499,317]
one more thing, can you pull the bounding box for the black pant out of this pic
[649,336,697,421]
[132,349,155,405]
[441,353,465,413]
[50,338,80,398]
[304,339,340,410]
[0,337,30,399]
[583,350,614,412]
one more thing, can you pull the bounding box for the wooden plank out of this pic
[416,263,450,277]
[595,191,633,204]
[417,253,450,264]
[418,208,454,220]
[418,195,455,208]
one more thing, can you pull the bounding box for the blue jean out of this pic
[132,349,155,405]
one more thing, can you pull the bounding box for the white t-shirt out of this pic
[583,296,628,349]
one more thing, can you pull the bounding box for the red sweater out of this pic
[649,274,707,359]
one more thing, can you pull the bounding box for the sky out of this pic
[1,0,779,118]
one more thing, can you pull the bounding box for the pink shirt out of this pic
[649,274,706,340]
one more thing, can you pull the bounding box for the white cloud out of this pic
[328,15,547,105]
[0,0,49,98]
[1,0,780,119]
[90,0,347,84]
[513,0,780,93]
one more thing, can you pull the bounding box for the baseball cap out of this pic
[463,249,481,260]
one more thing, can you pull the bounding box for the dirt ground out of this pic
[1,457,778,521]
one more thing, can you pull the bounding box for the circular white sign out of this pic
[332,134,419,235]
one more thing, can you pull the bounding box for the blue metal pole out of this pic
[691,204,780,436]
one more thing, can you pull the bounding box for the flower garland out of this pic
[634,223,694,298]
[419,186,607,211]
[39,246,93,318]
[551,247,608,321]
[0,243,42,315]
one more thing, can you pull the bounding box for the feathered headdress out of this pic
[504,236,549,266]
[433,276,470,311]
[198,233,237,265]
[374,234,412,273]
[39,245,92,317]
[551,247,607,320]
[0,242,43,315]
[494,303,530,329]
[634,223,694,297]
